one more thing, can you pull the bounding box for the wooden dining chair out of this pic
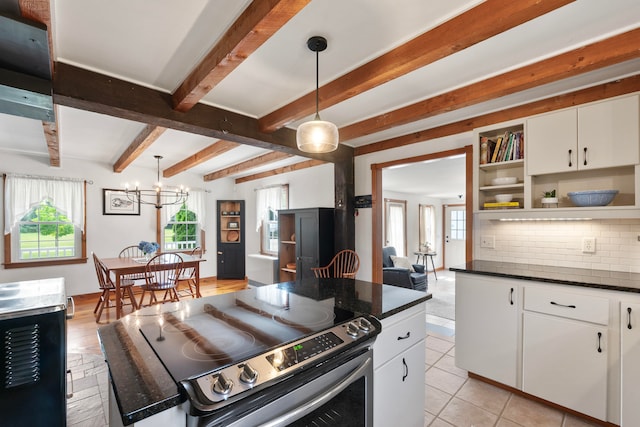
[177,247,200,299]
[92,252,138,322]
[139,253,184,307]
[312,249,360,279]
[119,245,152,281]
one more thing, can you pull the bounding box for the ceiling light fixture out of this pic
[125,155,188,209]
[296,36,339,153]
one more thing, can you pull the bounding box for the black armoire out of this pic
[278,208,334,281]
[217,200,245,279]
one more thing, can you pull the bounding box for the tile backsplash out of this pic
[474,218,640,273]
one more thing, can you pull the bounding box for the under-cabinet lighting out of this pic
[498,217,593,221]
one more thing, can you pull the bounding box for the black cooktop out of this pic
[139,286,356,382]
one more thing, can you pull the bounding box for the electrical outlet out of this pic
[582,237,596,253]
[480,235,495,249]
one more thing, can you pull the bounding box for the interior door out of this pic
[444,205,465,268]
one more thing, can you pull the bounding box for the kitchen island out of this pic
[451,260,640,426]
[98,278,430,426]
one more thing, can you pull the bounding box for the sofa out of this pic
[382,246,428,292]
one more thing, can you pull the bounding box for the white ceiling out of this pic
[1,0,639,185]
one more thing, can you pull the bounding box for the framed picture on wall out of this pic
[103,189,140,215]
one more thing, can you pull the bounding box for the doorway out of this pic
[444,204,466,268]
[371,146,473,285]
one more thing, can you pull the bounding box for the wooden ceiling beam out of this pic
[53,63,353,163]
[204,151,292,181]
[113,125,167,173]
[354,74,640,156]
[163,140,239,178]
[235,159,325,184]
[258,0,574,132]
[341,28,640,142]
[18,0,59,167]
[172,0,310,112]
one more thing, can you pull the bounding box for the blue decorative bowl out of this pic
[567,190,619,207]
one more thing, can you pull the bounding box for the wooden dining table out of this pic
[101,253,205,319]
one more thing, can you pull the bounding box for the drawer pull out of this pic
[550,301,576,309]
[583,147,588,166]
[597,332,602,353]
[510,288,514,305]
[397,332,411,341]
[402,357,408,382]
[568,149,572,167]
[628,307,633,330]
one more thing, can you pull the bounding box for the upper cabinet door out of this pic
[527,95,640,176]
[578,94,639,170]
[526,109,577,176]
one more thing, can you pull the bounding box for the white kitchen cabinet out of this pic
[522,287,609,421]
[621,301,640,426]
[455,273,519,387]
[527,95,640,176]
[373,303,425,427]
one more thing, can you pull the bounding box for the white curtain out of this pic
[4,174,84,235]
[162,190,206,229]
[386,203,405,256]
[256,185,288,231]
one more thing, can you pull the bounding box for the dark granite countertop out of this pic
[450,260,640,293]
[97,278,430,425]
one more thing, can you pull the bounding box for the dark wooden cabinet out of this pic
[217,200,245,279]
[278,208,334,281]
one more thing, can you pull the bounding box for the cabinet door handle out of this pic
[402,357,408,382]
[510,288,514,305]
[550,301,576,309]
[397,332,410,340]
[597,332,602,353]
[583,147,588,166]
[217,251,223,255]
[568,149,572,167]
[628,307,633,330]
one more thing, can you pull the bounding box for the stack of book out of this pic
[483,201,520,209]
[479,130,525,165]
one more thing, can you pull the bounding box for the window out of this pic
[162,190,206,251]
[164,203,198,250]
[4,174,86,267]
[256,185,288,256]
[384,198,407,256]
[450,209,466,240]
[419,204,435,251]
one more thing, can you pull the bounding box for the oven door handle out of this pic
[258,356,372,427]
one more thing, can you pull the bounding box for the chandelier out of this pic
[125,155,188,209]
[296,36,339,153]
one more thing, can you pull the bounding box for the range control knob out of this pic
[239,363,258,385]
[212,373,233,395]
[358,318,372,332]
[346,322,359,337]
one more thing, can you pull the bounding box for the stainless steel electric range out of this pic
[136,282,382,426]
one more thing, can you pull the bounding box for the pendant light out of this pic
[296,36,339,153]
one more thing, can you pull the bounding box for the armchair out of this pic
[382,246,427,292]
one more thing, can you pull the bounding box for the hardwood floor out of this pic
[67,277,249,355]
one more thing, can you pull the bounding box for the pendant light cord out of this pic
[314,49,320,120]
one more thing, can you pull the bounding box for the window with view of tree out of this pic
[4,174,86,267]
[18,200,77,259]
[164,203,198,251]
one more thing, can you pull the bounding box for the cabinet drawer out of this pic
[374,307,426,368]
[524,287,609,325]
